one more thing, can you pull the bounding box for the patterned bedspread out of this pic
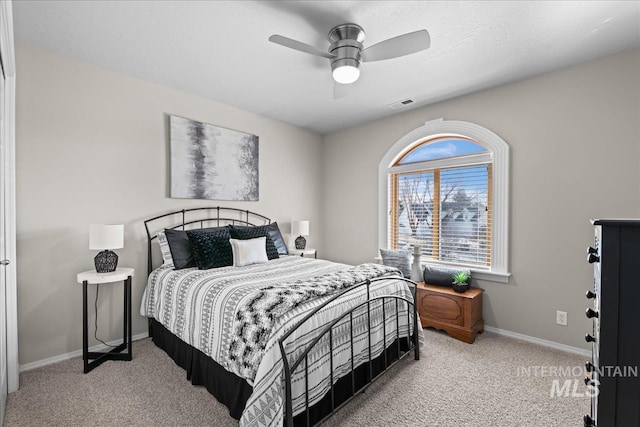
[140,256,416,427]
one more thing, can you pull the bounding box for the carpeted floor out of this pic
[4,329,589,426]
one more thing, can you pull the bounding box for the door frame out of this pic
[0,0,18,394]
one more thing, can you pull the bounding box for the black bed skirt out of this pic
[150,319,412,425]
[150,320,253,420]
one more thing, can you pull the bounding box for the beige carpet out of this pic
[5,329,589,426]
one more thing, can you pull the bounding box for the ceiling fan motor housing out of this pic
[328,23,365,78]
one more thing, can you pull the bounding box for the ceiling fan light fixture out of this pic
[269,22,430,93]
[332,64,360,84]
[331,57,361,84]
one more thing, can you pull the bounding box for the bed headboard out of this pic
[143,207,271,275]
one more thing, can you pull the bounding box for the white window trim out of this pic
[378,118,510,283]
[390,152,493,174]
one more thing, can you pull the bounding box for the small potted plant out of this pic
[452,271,470,293]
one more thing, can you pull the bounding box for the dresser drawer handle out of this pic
[586,308,599,319]
[583,414,596,426]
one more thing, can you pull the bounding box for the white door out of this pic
[0,49,6,426]
[0,2,18,425]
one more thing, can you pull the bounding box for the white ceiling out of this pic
[12,1,640,135]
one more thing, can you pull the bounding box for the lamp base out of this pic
[95,250,118,273]
[295,236,306,250]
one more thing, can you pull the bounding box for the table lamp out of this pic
[90,224,124,273]
[291,220,309,250]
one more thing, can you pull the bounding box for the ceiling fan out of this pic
[269,23,430,86]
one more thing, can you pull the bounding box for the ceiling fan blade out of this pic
[333,81,352,99]
[269,35,335,59]
[361,29,431,62]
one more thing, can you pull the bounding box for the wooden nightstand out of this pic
[416,282,484,344]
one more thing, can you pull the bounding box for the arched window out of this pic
[379,119,510,282]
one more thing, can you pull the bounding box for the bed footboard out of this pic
[278,276,419,427]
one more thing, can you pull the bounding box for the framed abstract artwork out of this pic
[170,115,259,201]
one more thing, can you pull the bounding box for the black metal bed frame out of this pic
[143,207,420,426]
[143,206,271,276]
[279,275,419,427]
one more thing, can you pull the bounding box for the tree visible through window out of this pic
[389,136,492,269]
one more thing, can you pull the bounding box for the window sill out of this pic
[374,256,510,283]
[470,269,511,284]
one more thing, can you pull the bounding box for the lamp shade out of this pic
[89,224,124,250]
[291,220,309,236]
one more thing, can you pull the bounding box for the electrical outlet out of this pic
[556,310,568,326]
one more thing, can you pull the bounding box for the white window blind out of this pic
[390,163,491,269]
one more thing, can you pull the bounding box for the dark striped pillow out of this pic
[379,248,411,278]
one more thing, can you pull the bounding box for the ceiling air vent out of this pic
[387,98,415,110]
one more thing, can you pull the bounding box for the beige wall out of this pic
[15,43,324,365]
[16,40,640,365]
[322,48,640,350]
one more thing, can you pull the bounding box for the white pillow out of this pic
[157,232,174,266]
[230,237,269,267]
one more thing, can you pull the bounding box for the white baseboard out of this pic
[18,327,590,373]
[18,332,149,373]
[483,326,591,357]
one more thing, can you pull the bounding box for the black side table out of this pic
[76,267,134,373]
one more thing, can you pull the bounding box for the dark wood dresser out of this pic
[416,282,483,343]
[584,220,640,427]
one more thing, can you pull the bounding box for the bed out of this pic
[140,207,420,427]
